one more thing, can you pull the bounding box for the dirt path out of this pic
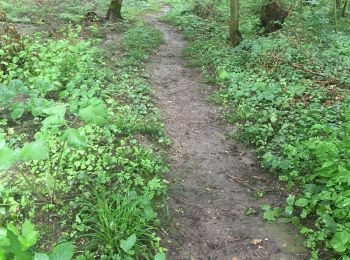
[146,6,307,260]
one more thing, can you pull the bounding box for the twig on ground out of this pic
[226,175,258,191]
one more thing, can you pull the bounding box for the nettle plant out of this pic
[0,79,109,203]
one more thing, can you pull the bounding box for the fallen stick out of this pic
[226,175,258,191]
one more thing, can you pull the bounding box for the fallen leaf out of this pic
[251,239,263,246]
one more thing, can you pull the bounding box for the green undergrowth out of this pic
[164,0,350,259]
[0,0,160,24]
[0,11,167,260]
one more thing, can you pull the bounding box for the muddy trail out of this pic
[146,6,307,260]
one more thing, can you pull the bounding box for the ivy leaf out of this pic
[21,140,49,161]
[50,242,74,260]
[18,219,39,250]
[79,103,108,126]
[63,128,87,149]
[120,234,137,254]
[331,231,350,253]
[0,147,20,170]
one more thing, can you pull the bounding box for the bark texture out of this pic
[229,0,242,46]
[343,0,349,16]
[260,1,288,33]
[106,0,123,20]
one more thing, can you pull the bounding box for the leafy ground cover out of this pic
[1,0,159,24]
[0,0,167,259]
[164,0,350,259]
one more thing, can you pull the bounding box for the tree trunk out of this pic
[106,0,123,20]
[336,0,342,9]
[229,0,242,46]
[343,0,349,16]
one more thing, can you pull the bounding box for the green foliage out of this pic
[0,220,73,260]
[82,190,163,258]
[78,104,108,126]
[0,4,168,259]
[261,204,281,223]
[122,24,163,63]
[63,129,87,150]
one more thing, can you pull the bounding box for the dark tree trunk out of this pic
[106,0,123,20]
[229,0,242,46]
[260,1,288,33]
[343,0,349,16]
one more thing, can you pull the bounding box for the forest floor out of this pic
[146,6,307,259]
[0,0,317,258]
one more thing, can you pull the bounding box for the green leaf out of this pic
[42,115,66,127]
[0,147,20,170]
[18,219,39,250]
[21,140,49,161]
[304,184,321,194]
[11,107,25,120]
[42,104,67,116]
[79,103,108,125]
[285,205,293,216]
[0,228,10,247]
[0,250,5,260]
[270,113,277,123]
[42,104,67,127]
[218,70,230,81]
[34,253,50,260]
[63,129,87,149]
[331,231,350,253]
[295,198,309,207]
[261,204,280,223]
[8,79,24,89]
[50,242,74,260]
[120,234,137,254]
[0,139,5,150]
[154,252,166,260]
[286,195,295,206]
[6,229,32,260]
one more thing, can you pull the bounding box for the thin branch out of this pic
[226,175,258,191]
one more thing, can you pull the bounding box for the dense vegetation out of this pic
[0,0,167,259]
[164,0,350,258]
[2,0,350,259]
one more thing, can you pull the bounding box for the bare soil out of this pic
[146,6,308,260]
